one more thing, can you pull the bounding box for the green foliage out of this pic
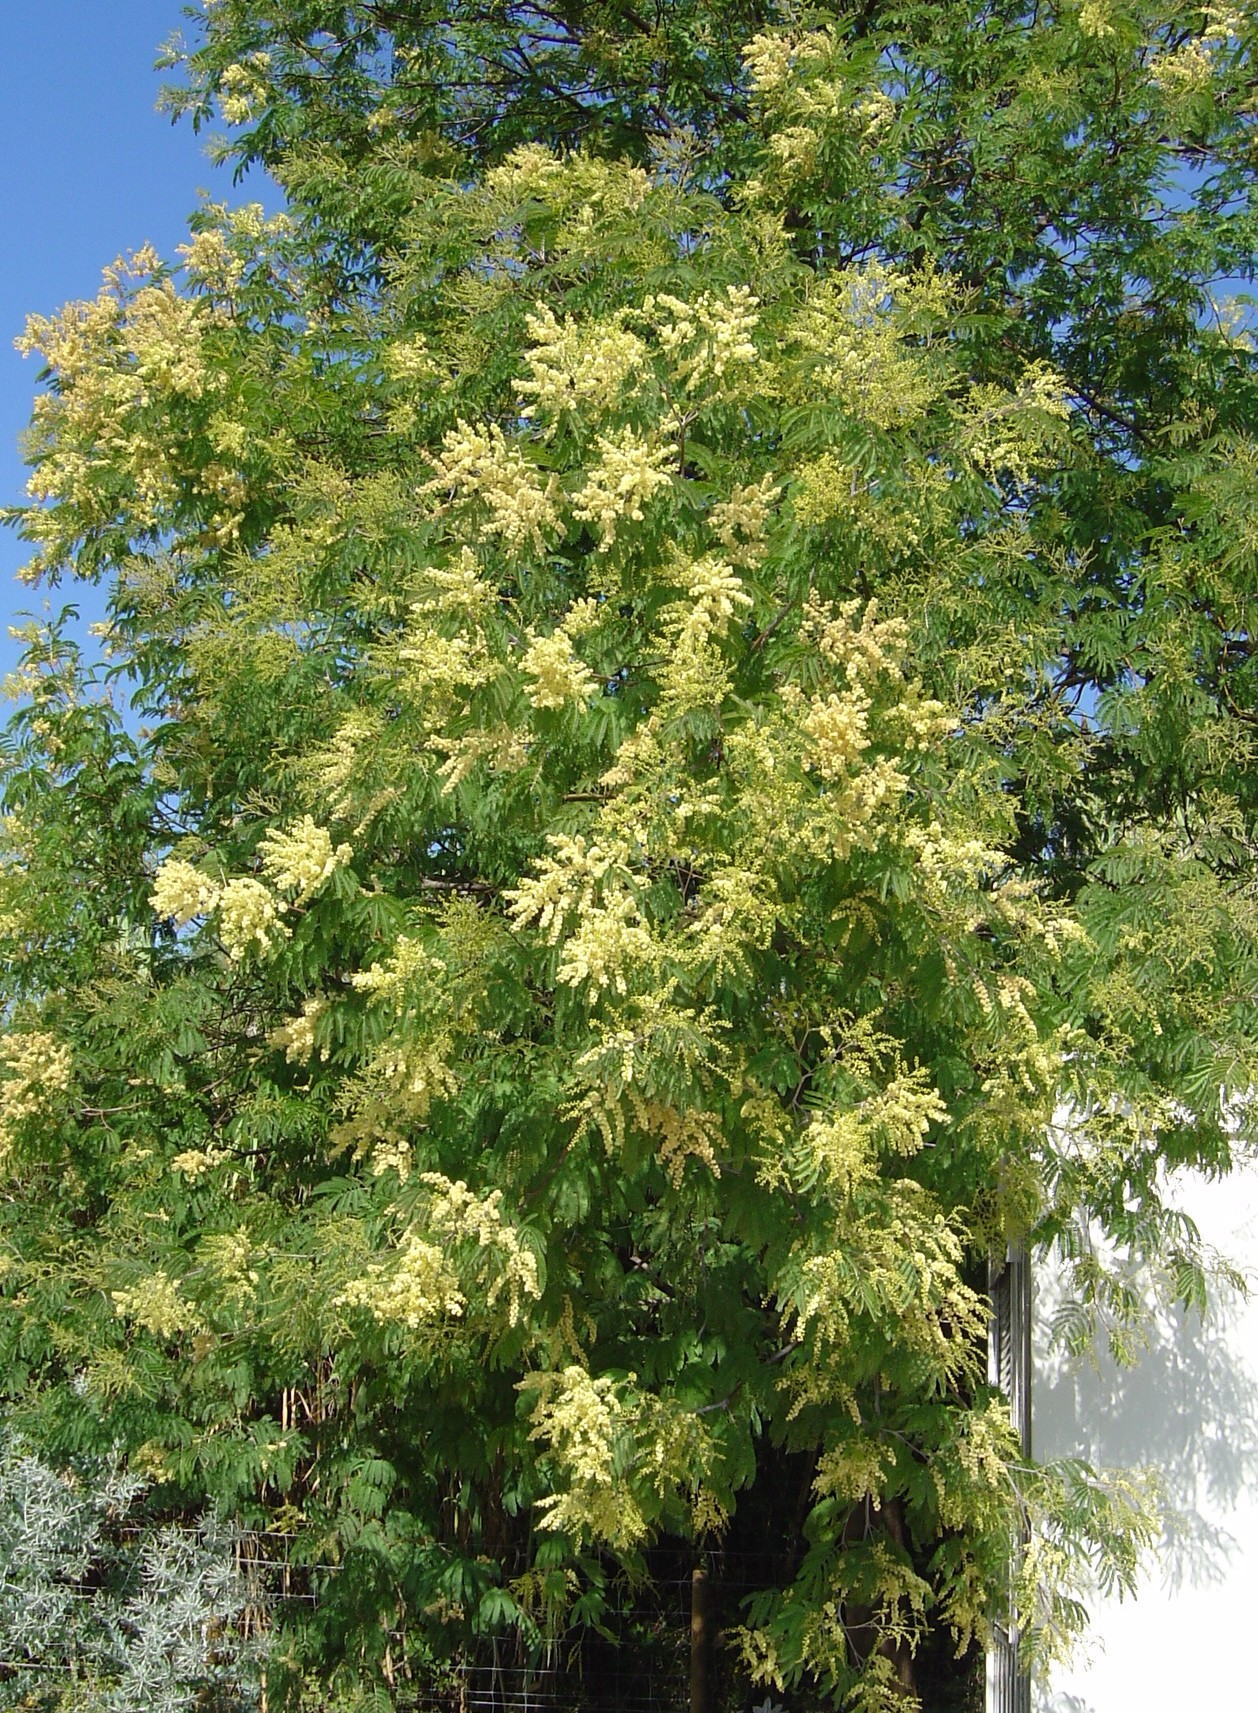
[3,1,1258,1707]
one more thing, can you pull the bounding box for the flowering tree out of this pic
[2,4,1257,1709]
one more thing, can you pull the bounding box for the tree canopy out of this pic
[3,4,1257,1709]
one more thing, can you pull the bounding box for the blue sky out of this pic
[0,1,270,680]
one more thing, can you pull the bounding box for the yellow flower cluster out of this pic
[801,592,909,685]
[797,1109,875,1198]
[127,279,217,400]
[486,146,650,220]
[683,556,754,641]
[521,629,599,710]
[111,1271,204,1339]
[340,1174,539,1330]
[861,1067,950,1157]
[685,865,780,982]
[646,287,760,392]
[217,53,271,125]
[1077,0,1117,38]
[514,304,646,432]
[0,1030,72,1163]
[170,1147,226,1179]
[331,940,463,1169]
[802,690,871,779]
[573,428,673,551]
[198,1228,260,1306]
[792,452,926,560]
[267,995,328,1064]
[963,361,1070,489]
[431,724,530,792]
[743,24,896,191]
[15,247,230,565]
[178,201,290,302]
[384,332,433,382]
[522,1366,645,1546]
[422,546,494,613]
[556,890,658,995]
[259,816,352,905]
[526,1365,619,1485]
[708,475,781,565]
[423,1173,541,1326]
[398,616,495,712]
[742,30,816,97]
[812,1435,893,1502]
[350,935,439,1007]
[486,142,570,199]
[796,265,952,431]
[217,877,289,961]
[904,823,1002,892]
[333,1038,458,1170]
[651,556,754,718]
[179,227,245,295]
[151,840,337,961]
[506,835,631,943]
[632,1097,722,1187]
[149,857,220,927]
[423,419,561,553]
[338,1234,466,1328]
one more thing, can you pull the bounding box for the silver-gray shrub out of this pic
[0,1430,265,1712]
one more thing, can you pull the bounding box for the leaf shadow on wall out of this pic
[1032,1242,1258,1713]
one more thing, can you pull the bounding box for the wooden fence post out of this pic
[690,1565,712,1713]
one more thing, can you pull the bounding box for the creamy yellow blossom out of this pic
[398,616,495,710]
[632,1097,722,1187]
[170,1148,226,1179]
[556,890,658,995]
[708,475,781,565]
[383,333,433,382]
[514,304,646,431]
[573,428,673,550]
[422,419,562,553]
[802,691,871,779]
[646,286,760,392]
[259,816,352,905]
[149,857,221,926]
[962,361,1070,489]
[521,628,599,709]
[198,1228,260,1306]
[682,556,754,642]
[267,996,329,1064]
[430,724,529,792]
[0,1031,72,1163]
[112,1271,204,1339]
[506,835,632,943]
[217,53,271,125]
[742,31,801,96]
[794,264,954,431]
[338,1235,466,1328]
[521,1366,645,1545]
[340,1174,538,1331]
[15,248,226,548]
[486,145,650,217]
[350,936,440,1006]
[422,1174,540,1325]
[1077,0,1117,38]
[813,1436,893,1502]
[217,877,289,960]
[526,1365,620,1487]
[423,546,495,613]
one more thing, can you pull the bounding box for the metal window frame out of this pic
[987,1243,1032,1713]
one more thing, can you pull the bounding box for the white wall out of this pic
[1034,1169,1258,1712]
